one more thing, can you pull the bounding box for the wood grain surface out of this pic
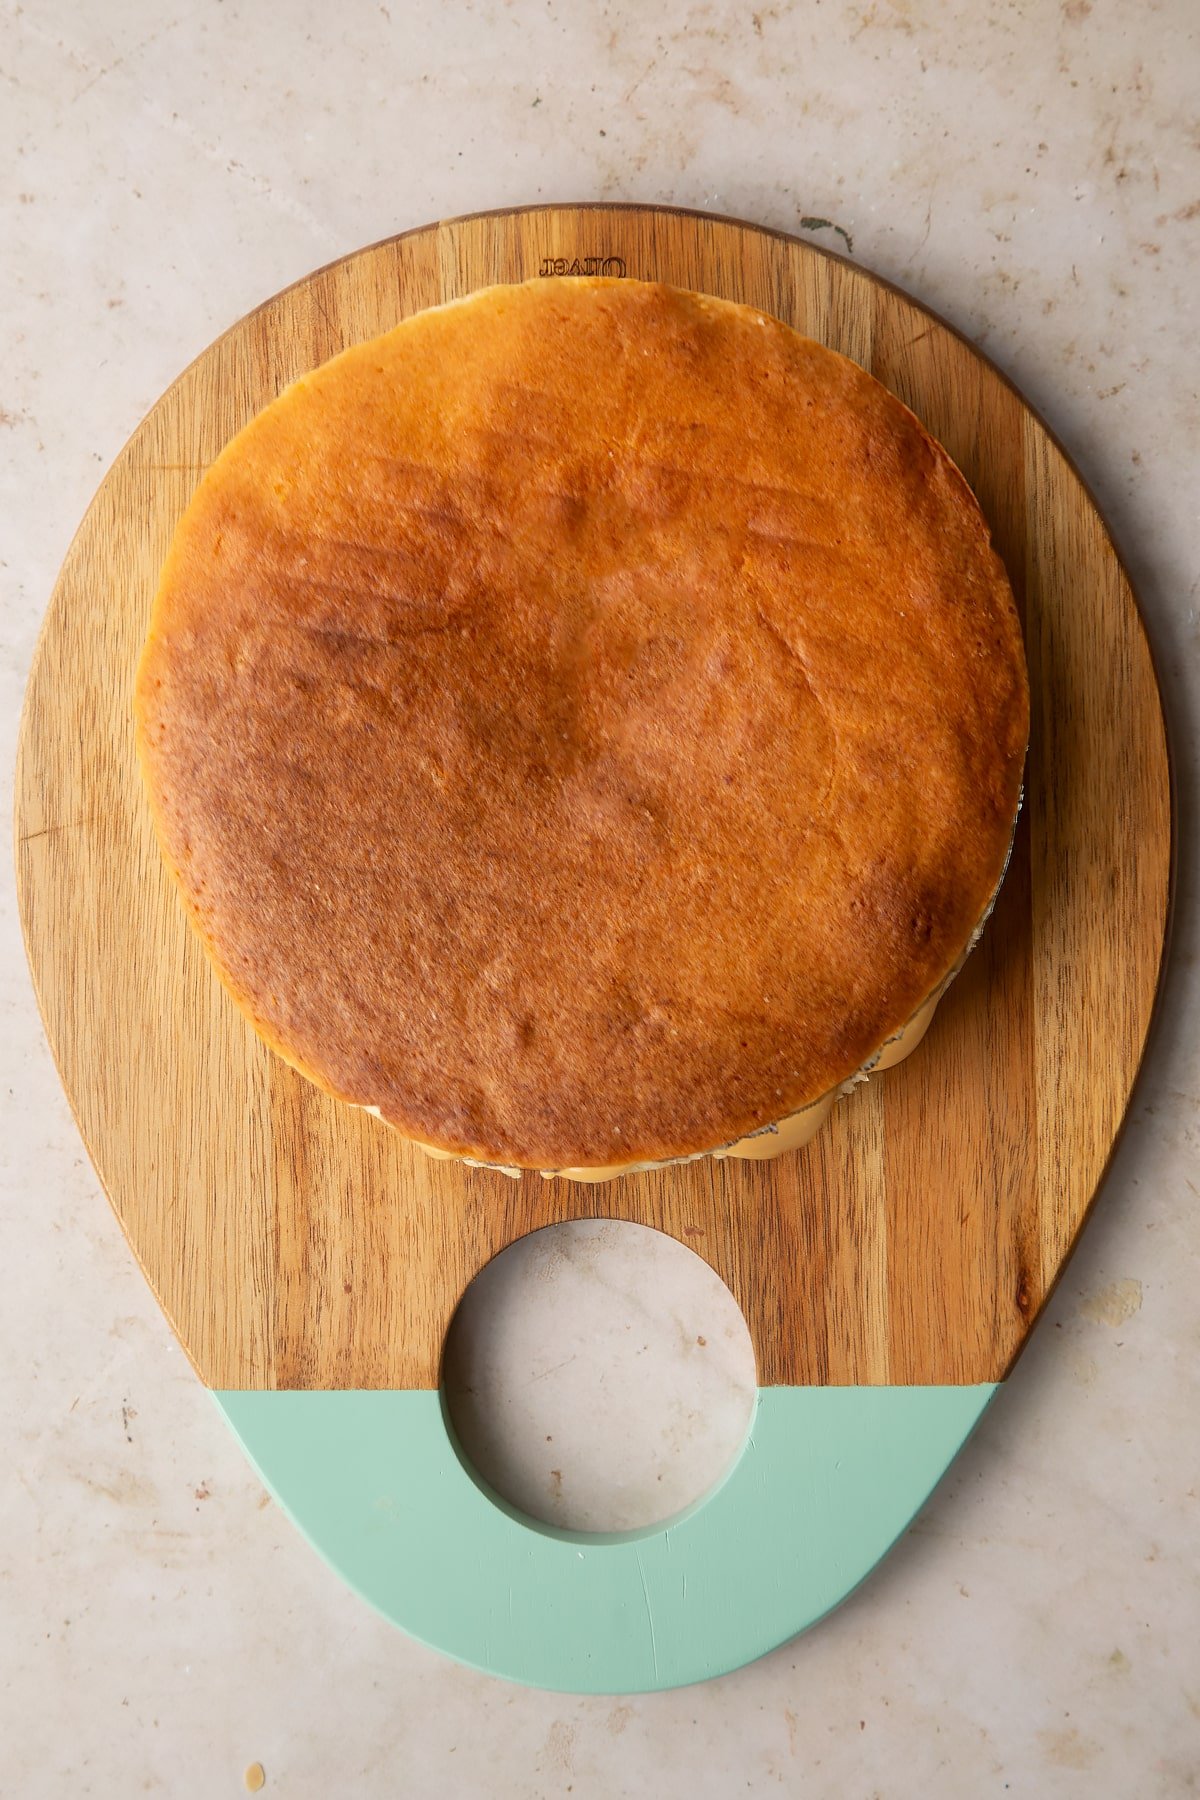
[14,205,1172,1390]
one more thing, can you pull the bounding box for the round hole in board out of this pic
[440,1219,757,1535]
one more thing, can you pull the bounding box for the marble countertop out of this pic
[2,0,1197,1793]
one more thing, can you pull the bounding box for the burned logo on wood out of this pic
[538,255,627,277]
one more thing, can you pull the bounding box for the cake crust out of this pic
[135,278,1029,1168]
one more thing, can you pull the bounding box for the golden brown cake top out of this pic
[135,278,1028,1169]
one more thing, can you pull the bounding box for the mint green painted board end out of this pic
[216,1384,996,1692]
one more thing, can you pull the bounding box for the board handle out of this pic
[215,1383,996,1692]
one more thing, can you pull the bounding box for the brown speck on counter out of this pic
[1079,1278,1143,1326]
[1155,197,1200,224]
[1038,1726,1098,1771]
[798,214,854,253]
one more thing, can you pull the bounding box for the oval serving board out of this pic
[16,204,1172,1691]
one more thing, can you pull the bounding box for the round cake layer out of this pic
[135,278,1029,1169]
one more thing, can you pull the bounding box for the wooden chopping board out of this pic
[15,203,1173,1396]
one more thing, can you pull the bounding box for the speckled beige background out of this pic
[3,1,1198,1795]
